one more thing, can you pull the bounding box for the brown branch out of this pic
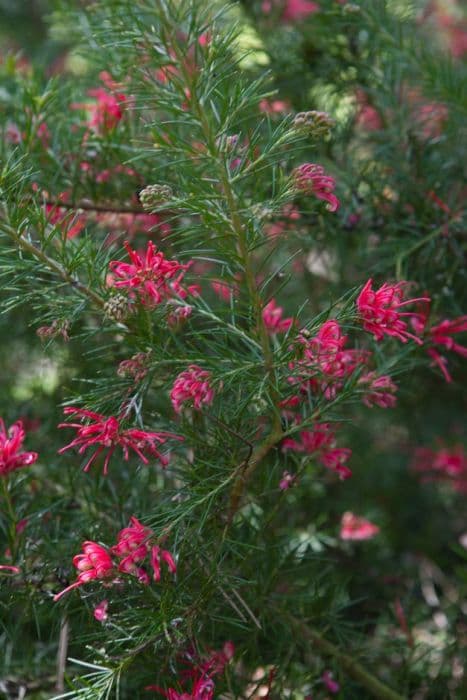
[42,198,146,216]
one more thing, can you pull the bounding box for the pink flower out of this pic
[283,423,352,479]
[111,517,177,584]
[358,372,398,408]
[282,0,320,21]
[150,545,177,581]
[211,279,239,301]
[53,541,115,601]
[259,98,291,114]
[93,599,109,622]
[292,164,339,212]
[109,241,192,306]
[356,279,430,343]
[148,643,233,699]
[58,407,182,475]
[263,299,294,334]
[170,365,215,414]
[340,512,380,541]
[413,445,467,492]
[0,564,20,574]
[321,671,340,694]
[73,87,126,134]
[289,320,367,399]
[427,316,467,382]
[0,419,38,477]
[279,470,297,490]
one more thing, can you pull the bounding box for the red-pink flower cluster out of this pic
[413,444,467,493]
[170,365,215,414]
[340,512,380,541]
[54,517,176,602]
[289,320,367,400]
[0,418,38,477]
[72,82,127,135]
[111,516,176,584]
[358,372,398,409]
[148,642,234,700]
[356,279,429,343]
[58,407,182,475]
[109,241,196,307]
[292,163,340,212]
[426,316,467,382]
[263,299,294,334]
[282,423,352,480]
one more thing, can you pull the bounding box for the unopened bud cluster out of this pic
[36,319,70,342]
[139,184,173,211]
[104,294,129,322]
[293,110,335,138]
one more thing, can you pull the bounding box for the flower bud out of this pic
[104,294,129,322]
[139,184,173,211]
[293,110,335,138]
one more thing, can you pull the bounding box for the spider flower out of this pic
[58,407,182,475]
[292,163,340,212]
[0,418,38,477]
[356,279,429,343]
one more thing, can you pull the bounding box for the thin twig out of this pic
[56,615,69,692]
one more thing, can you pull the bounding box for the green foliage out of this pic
[0,1,466,698]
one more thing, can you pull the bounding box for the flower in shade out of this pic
[53,541,115,602]
[427,316,467,382]
[0,564,20,574]
[282,423,352,480]
[147,642,233,699]
[321,670,340,694]
[263,299,294,334]
[109,241,192,306]
[413,445,467,493]
[356,278,430,343]
[72,86,126,134]
[340,512,380,541]
[170,365,215,414]
[150,545,177,582]
[279,470,297,490]
[93,599,109,622]
[282,0,320,21]
[358,372,398,408]
[0,419,38,477]
[112,517,177,584]
[58,407,182,475]
[292,163,339,212]
[289,320,367,400]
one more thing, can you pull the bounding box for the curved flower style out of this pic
[53,541,115,602]
[356,279,429,343]
[427,315,467,382]
[58,407,182,474]
[112,516,177,584]
[170,365,215,414]
[109,241,192,306]
[54,517,177,601]
[0,419,38,477]
[148,642,234,699]
[282,423,352,480]
[289,320,367,399]
[340,512,380,541]
[358,372,398,408]
[262,299,294,334]
[292,163,340,212]
[413,445,467,492]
